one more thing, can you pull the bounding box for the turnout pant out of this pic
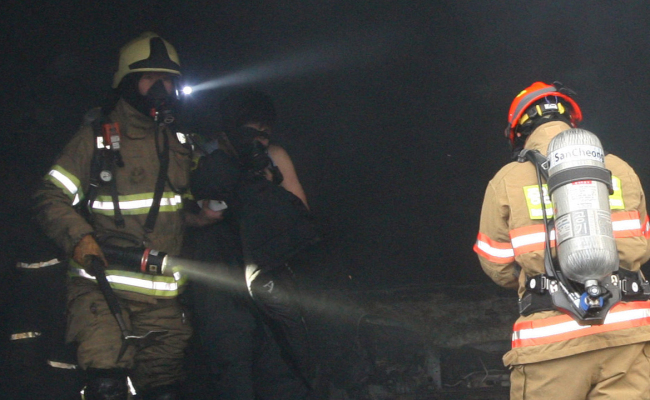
[66,278,192,392]
[510,342,650,400]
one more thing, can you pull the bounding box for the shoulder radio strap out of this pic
[517,149,555,279]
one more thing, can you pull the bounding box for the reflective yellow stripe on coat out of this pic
[69,265,186,297]
[90,193,183,215]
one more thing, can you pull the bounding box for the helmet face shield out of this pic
[113,32,181,89]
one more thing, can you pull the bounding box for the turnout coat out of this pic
[34,98,192,299]
[474,120,650,366]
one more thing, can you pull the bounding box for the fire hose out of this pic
[89,255,167,362]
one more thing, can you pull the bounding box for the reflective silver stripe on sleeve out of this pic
[48,169,78,196]
[16,258,61,269]
[10,332,42,340]
[47,360,78,370]
[475,239,515,259]
[48,168,81,205]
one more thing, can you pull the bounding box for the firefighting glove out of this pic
[72,234,107,275]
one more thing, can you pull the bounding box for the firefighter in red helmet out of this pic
[474,81,650,399]
[505,81,582,156]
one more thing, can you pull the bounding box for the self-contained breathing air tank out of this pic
[546,128,618,294]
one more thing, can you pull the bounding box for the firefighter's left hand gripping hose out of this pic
[73,234,108,275]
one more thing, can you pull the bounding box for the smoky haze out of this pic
[3,1,650,291]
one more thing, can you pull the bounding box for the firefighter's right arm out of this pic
[474,181,519,290]
[33,128,97,259]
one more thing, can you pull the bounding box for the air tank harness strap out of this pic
[619,268,650,301]
[519,270,650,316]
[518,275,554,315]
[81,113,126,228]
[547,166,613,195]
[517,149,549,180]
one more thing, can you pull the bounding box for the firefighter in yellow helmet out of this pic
[474,82,650,399]
[33,32,220,399]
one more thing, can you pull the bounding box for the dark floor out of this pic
[1,264,512,399]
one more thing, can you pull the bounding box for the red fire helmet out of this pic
[505,82,582,146]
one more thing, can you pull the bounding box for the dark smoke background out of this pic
[3,1,650,299]
[3,1,650,399]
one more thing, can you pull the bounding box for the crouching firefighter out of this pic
[474,81,650,400]
[32,32,218,400]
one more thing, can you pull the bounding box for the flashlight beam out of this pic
[191,48,339,93]
[165,257,243,291]
[190,31,395,93]
[168,256,372,323]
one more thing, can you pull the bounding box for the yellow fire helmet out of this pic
[112,32,181,88]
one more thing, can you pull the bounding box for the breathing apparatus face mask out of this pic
[145,78,180,123]
[226,126,273,174]
[120,74,179,123]
[228,126,269,152]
